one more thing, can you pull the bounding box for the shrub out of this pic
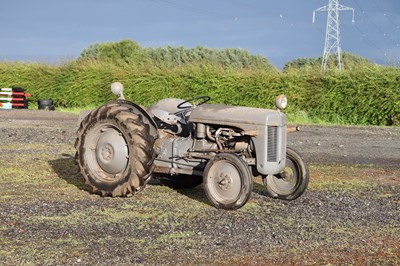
[0,45,398,126]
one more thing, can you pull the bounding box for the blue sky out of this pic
[0,0,399,69]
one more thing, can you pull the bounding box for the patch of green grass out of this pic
[1,238,88,265]
[308,164,400,196]
[98,205,169,225]
[286,111,350,125]
[311,178,377,193]
[28,210,98,227]
[0,145,86,204]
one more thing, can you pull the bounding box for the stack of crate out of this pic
[0,88,31,110]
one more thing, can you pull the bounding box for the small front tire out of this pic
[264,147,309,200]
[203,153,253,210]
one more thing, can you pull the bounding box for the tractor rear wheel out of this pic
[75,102,156,197]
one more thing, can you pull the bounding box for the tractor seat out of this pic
[147,98,192,125]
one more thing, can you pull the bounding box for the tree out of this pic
[283,53,372,72]
[79,39,148,65]
[79,39,277,71]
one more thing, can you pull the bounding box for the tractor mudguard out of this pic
[78,99,158,138]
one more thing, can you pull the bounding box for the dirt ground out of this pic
[0,109,399,265]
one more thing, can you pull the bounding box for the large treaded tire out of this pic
[75,101,156,197]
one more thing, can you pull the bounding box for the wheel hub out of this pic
[217,174,232,190]
[95,127,129,175]
[101,144,114,162]
[207,161,242,202]
[281,167,295,183]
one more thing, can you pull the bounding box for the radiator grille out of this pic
[267,126,278,162]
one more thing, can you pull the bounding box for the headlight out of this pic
[111,82,125,100]
[275,94,287,110]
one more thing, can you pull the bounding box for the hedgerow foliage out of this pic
[283,53,372,72]
[0,40,399,126]
[79,39,276,71]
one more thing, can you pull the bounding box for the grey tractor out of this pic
[75,82,309,209]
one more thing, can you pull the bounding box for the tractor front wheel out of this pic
[203,153,253,210]
[264,147,309,200]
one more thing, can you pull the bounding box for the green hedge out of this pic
[0,61,399,126]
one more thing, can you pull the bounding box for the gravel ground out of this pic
[1,109,399,167]
[287,124,400,168]
[0,109,399,265]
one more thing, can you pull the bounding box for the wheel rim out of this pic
[206,160,242,204]
[85,124,129,181]
[268,158,299,195]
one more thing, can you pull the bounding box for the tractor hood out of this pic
[189,104,286,133]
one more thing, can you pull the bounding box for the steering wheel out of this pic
[177,95,211,109]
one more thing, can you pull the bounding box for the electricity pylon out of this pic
[313,0,355,72]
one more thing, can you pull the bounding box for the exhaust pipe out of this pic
[287,126,300,133]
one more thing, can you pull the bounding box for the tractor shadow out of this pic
[49,156,266,207]
[169,186,210,206]
[152,175,269,207]
[49,156,210,206]
[48,154,88,192]
[252,182,269,197]
[149,175,210,206]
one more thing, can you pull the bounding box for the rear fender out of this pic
[78,100,158,137]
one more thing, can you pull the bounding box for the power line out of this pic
[229,0,298,27]
[229,0,261,12]
[370,0,400,30]
[352,23,388,59]
[353,0,399,48]
[147,0,232,20]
